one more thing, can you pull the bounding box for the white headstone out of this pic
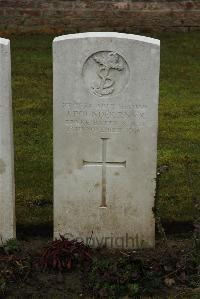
[53,32,160,248]
[0,38,15,243]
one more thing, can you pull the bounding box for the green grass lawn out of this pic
[6,32,200,228]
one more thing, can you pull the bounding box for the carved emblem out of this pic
[83,51,129,98]
[91,52,124,97]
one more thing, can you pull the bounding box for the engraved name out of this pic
[62,102,147,134]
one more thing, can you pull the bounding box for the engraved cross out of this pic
[83,138,126,208]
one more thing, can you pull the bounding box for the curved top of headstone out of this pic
[0,37,9,46]
[53,32,160,46]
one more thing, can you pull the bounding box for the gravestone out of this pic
[53,32,160,248]
[0,38,15,243]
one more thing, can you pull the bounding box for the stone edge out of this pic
[0,37,10,46]
[53,32,160,46]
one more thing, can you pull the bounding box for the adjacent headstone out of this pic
[53,32,160,248]
[0,38,15,243]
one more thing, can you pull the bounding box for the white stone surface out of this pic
[0,38,15,243]
[53,32,160,248]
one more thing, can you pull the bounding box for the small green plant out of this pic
[3,239,22,255]
[0,276,6,295]
[86,256,163,298]
[128,283,139,296]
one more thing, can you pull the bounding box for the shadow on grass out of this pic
[16,221,194,240]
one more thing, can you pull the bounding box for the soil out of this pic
[1,238,84,299]
[1,238,196,299]
[1,223,198,299]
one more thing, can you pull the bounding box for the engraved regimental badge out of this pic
[83,51,130,98]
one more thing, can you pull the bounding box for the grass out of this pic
[4,32,200,229]
[158,33,200,221]
[11,35,53,227]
